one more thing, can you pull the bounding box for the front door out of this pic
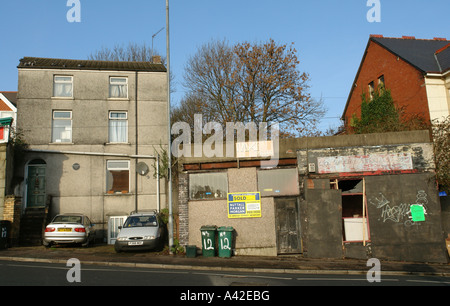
[27,163,46,207]
[275,197,302,254]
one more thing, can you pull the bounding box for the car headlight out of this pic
[117,237,128,241]
[143,236,155,240]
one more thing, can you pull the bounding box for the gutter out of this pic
[25,149,156,160]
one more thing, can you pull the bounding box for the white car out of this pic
[114,212,164,252]
[43,214,96,247]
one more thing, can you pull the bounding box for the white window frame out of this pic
[52,110,72,143]
[108,111,128,143]
[106,160,130,194]
[109,77,128,99]
[53,75,73,98]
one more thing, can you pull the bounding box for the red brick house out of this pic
[342,35,450,130]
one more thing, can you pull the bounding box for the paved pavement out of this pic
[0,244,449,276]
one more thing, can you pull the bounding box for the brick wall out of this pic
[178,173,189,246]
[2,196,21,246]
[344,40,430,128]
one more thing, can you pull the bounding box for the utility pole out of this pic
[166,0,174,254]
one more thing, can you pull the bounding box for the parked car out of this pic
[114,212,165,252]
[43,214,96,247]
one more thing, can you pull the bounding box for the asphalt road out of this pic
[1,259,449,287]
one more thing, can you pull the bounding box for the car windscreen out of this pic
[123,216,158,228]
[52,215,82,224]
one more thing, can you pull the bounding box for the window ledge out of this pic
[107,98,130,101]
[52,97,74,100]
[105,192,133,196]
[49,142,74,145]
[105,142,132,146]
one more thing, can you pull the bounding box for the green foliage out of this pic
[151,143,178,182]
[349,86,428,134]
[432,116,450,193]
[170,239,185,255]
[351,87,401,134]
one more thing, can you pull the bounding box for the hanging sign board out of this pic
[410,204,426,222]
[227,192,261,219]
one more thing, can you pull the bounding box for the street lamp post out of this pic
[151,27,164,59]
[166,0,174,254]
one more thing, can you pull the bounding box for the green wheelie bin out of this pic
[218,226,234,258]
[200,225,217,257]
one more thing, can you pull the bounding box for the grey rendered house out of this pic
[14,57,168,243]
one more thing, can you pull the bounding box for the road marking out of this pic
[192,271,292,280]
[296,277,399,282]
[406,280,450,285]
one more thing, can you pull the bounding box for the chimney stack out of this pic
[152,55,162,64]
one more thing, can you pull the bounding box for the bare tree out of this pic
[180,39,325,137]
[89,42,175,93]
[88,42,164,63]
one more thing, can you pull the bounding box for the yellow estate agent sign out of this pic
[227,192,261,219]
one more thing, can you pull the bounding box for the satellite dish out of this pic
[136,162,149,176]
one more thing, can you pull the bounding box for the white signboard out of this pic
[317,153,413,174]
[236,141,274,158]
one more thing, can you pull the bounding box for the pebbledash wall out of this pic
[178,130,449,263]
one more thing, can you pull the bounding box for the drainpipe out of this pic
[157,153,160,212]
[135,71,139,213]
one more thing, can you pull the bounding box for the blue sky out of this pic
[1,0,449,132]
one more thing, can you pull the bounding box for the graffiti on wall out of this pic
[369,190,428,227]
[317,153,413,174]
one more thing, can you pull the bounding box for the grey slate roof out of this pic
[17,57,167,73]
[371,37,450,73]
[435,45,450,73]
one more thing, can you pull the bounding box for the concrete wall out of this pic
[180,131,447,262]
[365,173,447,263]
[297,136,448,263]
[425,75,450,121]
[186,167,278,256]
[17,68,167,149]
[15,67,168,238]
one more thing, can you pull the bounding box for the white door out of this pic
[108,216,127,245]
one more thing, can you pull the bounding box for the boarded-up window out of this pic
[258,168,299,197]
[189,172,228,200]
[107,160,130,193]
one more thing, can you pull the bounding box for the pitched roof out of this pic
[435,44,450,73]
[17,57,167,73]
[0,92,17,107]
[342,35,450,120]
[371,36,450,73]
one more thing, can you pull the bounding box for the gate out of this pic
[275,197,302,254]
[108,216,128,245]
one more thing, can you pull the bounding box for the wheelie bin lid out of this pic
[218,226,234,232]
[200,225,217,231]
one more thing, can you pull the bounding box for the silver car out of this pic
[114,212,164,252]
[43,214,96,247]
